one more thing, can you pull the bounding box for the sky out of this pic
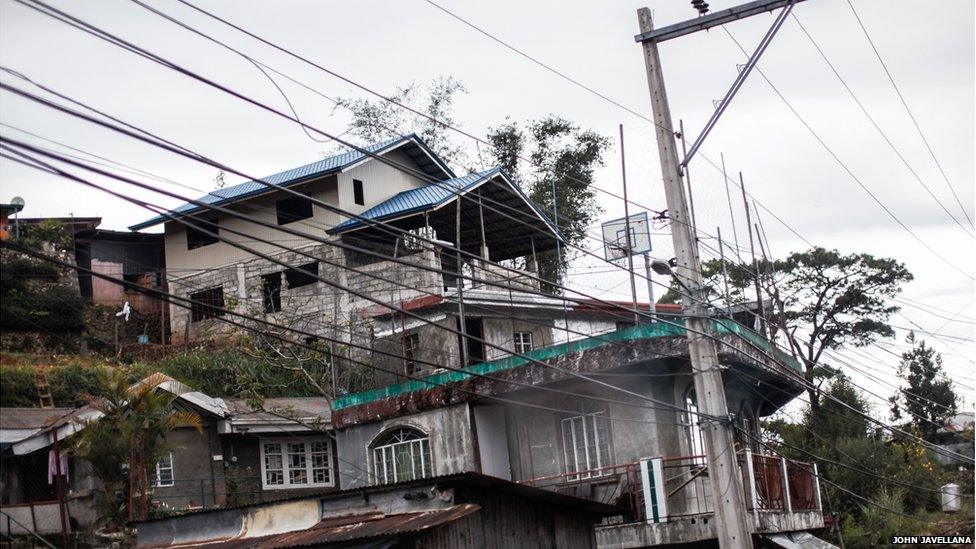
[0,0,973,416]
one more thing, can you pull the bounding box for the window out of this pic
[372,428,432,485]
[153,452,174,487]
[683,385,706,465]
[353,179,365,205]
[513,331,533,354]
[402,332,420,375]
[262,272,282,313]
[561,405,612,478]
[186,217,219,249]
[284,262,319,289]
[259,439,333,490]
[276,194,313,225]
[190,287,224,322]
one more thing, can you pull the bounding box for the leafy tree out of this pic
[487,117,609,290]
[335,77,610,291]
[72,368,202,529]
[682,247,911,417]
[335,76,470,168]
[889,332,957,443]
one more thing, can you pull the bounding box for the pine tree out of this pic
[889,332,957,442]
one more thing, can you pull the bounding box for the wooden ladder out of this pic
[35,369,55,408]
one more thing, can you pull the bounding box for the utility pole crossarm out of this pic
[634,0,808,43]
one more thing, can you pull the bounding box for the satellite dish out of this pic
[10,196,25,207]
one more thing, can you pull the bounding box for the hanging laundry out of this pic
[47,449,69,485]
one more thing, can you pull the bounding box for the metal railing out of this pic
[518,452,821,523]
[0,509,57,549]
[518,462,643,520]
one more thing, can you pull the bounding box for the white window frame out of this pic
[561,411,612,479]
[371,428,432,485]
[684,386,706,466]
[258,438,334,490]
[513,331,533,354]
[153,451,174,487]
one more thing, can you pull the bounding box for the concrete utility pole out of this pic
[637,8,754,549]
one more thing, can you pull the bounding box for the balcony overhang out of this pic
[332,320,803,428]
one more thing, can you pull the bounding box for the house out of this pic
[933,411,975,467]
[135,471,619,548]
[0,375,336,541]
[127,134,560,347]
[73,228,167,318]
[120,134,832,547]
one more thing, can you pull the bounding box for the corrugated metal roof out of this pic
[184,505,481,548]
[329,168,499,233]
[0,408,75,430]
[224,397,331,424]
[129,134,453,230]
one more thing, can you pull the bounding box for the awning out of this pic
[764,532,840,549]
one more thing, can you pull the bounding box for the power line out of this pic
[790,12,973,237]
[1,140,720,419]
[722,27,974,282]
[842,0,974,230]
[8,0,969,464]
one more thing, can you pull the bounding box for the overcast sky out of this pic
[1,0,973,414]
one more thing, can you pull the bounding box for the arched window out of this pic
[561,402,612,478]
[372,427,432,484]
[683,385,705,463]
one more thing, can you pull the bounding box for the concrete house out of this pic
[0,375,336,541]
[122,135,832,547]
[128,134,558,351]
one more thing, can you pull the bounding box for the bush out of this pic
[1,285,87,332]
[48,361,102,407]
[0,366,39,407]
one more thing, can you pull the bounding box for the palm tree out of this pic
[73,368,202,530]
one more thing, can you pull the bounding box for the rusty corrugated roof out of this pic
[187,504,480,548]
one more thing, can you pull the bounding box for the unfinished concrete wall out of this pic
[162,177,340,273]
[334,405,476,489]
[149,420,226,511]
[481,316,554,361]
[166,241,443,346]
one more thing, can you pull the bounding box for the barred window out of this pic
[372,428,432,485]
[190,287,224,322]
[260,439,333,490]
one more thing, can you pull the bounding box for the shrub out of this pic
[0,366,39,407]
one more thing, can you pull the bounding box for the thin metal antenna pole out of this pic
[718,226,732,317]
[620,124,640,324]
[739,172,766,338]
[720,153,741,259]
[679,119,699,239]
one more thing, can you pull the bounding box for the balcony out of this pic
[519,452,825,548]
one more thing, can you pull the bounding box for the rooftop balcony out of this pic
[518,452,824,548]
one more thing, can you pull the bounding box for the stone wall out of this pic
[165,240,445,347]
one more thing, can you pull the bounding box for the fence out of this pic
[521,452,821,524]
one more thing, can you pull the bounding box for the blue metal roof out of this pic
[129,134,453,230]
[329,168,502,234]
